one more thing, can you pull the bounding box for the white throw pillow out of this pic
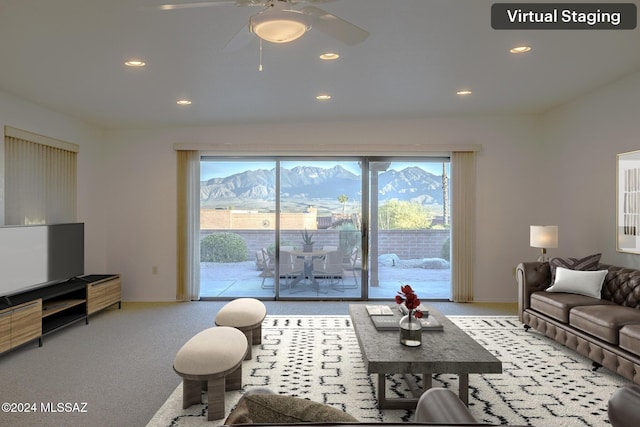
[546,267,607,298]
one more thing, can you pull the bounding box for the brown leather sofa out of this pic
[517,261,640,383]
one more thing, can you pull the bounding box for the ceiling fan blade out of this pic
[291,0,337,3]
[223,24,255,52]
[145,0,265,11]
[300,5,369,46]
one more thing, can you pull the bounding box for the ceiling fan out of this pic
[147,0,369,51]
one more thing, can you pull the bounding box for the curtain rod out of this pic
[173,143,481,155]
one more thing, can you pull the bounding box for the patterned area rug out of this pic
[146,316,630,427]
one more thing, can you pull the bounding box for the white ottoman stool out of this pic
[173,327,248,421]
[215,298,267,360]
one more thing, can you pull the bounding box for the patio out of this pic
[199,259,451,300]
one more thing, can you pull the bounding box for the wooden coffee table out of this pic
[349,304,502,409]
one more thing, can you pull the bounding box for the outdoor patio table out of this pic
[288,249,329,291]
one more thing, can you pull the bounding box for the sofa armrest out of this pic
[414,388,478,424]
[516,262,551,322]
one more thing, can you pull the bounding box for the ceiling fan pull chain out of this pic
[258,38,263,71]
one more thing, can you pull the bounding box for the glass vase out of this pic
[399,312,422,347]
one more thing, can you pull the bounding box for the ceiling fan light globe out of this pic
[252,19,307,43]
[250,9,310,43]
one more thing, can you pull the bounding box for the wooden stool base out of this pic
[179,364,243,421]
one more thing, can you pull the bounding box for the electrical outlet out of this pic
[152,266,158,275]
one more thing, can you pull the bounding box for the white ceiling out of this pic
[0,0,638,130]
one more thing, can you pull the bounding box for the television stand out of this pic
[0,274,120,354]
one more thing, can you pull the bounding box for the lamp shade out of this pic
[530,225,558,248]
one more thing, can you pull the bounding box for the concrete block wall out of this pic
[201,229,450,261]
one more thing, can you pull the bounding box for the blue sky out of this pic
[200,160,448,181]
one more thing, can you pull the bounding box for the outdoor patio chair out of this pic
[255,250,267,271]
[259,248,275,289]
[339,247,360,290]
[260,248,304,291]
[310,246,338,272]
[279,249,304,289]
[312,250,344,290]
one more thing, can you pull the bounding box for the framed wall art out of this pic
[617,150,640,254]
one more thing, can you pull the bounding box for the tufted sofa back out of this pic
[600,264,640,309]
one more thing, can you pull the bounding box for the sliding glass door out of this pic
[278,159,362,299]
[198,156,450,301]
[367,159,451,300]
[199,159,277,298]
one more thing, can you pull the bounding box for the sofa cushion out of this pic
[600,265,640,308]
[224,388,275,425]
[233,394,358,424]
[620,324,640,354]
[546,267,607,298]
[530,291,613,323]
[549,253,601,284]
[570,305,640,345]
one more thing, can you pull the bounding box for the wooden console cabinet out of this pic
[0,274,120,355]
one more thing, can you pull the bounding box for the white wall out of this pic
[541,71,640,268]
[105,116,542,302]
[7,67,640,301]
[8,68,638,303]
[0,90,107,274]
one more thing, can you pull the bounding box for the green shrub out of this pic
[200,233,247,263]
[440,236,450,261]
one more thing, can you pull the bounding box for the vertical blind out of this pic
[4,126,78,225]
[176,150,201,301]
[451,151,476,302]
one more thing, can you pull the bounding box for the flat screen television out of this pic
[0,223,84,298]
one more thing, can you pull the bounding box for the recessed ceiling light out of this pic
[510,46,532,54]
[456,90,472,96]
[176,99,192,106]
[124,59,146,67]
[316,94,332,101]
[320,52,340,61]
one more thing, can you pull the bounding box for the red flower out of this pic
[396,284,422,319]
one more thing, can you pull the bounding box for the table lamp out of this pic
[530,225,558,262]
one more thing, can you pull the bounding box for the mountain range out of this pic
[200,165,445,208]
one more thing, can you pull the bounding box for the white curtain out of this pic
[451,151,476,302]
[4,126,78,225]
[176,150,201,301]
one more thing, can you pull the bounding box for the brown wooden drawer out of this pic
[10,299,42,347]
[0,309,11,353]
[87,277,121,314]
[87,283,105,315]
[103,278,121,307]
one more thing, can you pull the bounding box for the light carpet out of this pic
[146,316,631,427]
